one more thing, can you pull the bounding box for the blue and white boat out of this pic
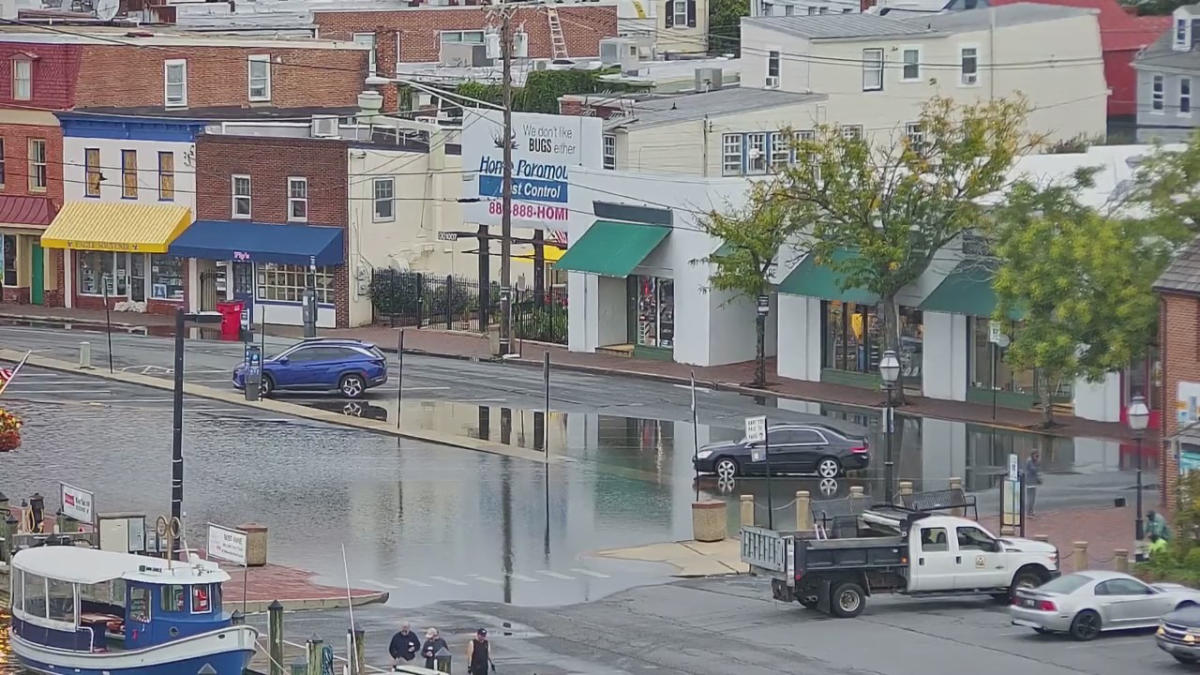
[7,546,258,674]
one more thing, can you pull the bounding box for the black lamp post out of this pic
[879,349,901,504]
[171,308,222,524]
[1128,394,1150,541]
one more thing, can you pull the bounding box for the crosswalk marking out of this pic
[471,575,503,585]
[396,577,432,588]
[510,573,538,583]
[570,568,611,579]
[430,575,468,587]
[360,579,397,590]
[536,570,575,580]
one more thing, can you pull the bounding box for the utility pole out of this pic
[499,9,514,356]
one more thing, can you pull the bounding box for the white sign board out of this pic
[60,483,94,523]
[207,523,248,566]
[989,320,1003,344]
[461,109,602,227]
[1008,453,1020,482]
[745,416,767,444]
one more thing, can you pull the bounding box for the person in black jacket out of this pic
[388,622,421,667]
[421,627,450,672]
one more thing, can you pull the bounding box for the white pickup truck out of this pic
[741,509,1060,618]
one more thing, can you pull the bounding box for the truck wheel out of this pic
[830,582,866,618]
[1008,567,1047,601]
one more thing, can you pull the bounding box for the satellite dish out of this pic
[94,0,119,22]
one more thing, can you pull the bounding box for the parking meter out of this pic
[243,344,262,402]
[301,289,317,338]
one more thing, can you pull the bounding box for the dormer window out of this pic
[1177,18,1188,48]
[11,56,32,101]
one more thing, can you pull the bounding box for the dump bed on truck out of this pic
[797,536,906,572]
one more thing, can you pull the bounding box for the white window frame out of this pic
[766,49,781,88]
[603,134,616,170]
[905,122,925,149]
[164,59,187,107]
[353,33,376,76]
[259,263,334,304]
[796,129,818,180]
[440,30,486,44]
[746,132,768,175]
[900,46,921,83]
[1178,18,1188,47]
[232,174,251,219]
[841,125,863,140]
[1182,77,1193,115]
[769,131,790,170]
[287,177,308,223]
[248,54,271,102]
[373,177,394,222]
[673,0,688,28]
[721,133,742,176]
[11,57,31,101]
[1153,74,1165,113]
[862,48,884,92]
[959,45,979,87]
[28,138,46,192]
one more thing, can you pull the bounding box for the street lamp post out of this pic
[1128,394,1150,542]
[171,309,222,525]
[879,350,901,504]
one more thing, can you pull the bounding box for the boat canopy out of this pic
[12,546,229,585]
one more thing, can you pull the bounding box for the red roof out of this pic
[0,196,54,227]
[989,0,1170,51]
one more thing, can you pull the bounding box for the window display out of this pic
[969,317,1033,394]
[77,251,114,295]
[150,255,184,301]
[130,254,145,302]
[823,301,922,378]
[634,276,674,348]
[257,263,333,304]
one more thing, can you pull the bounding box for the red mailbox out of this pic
[216,301,244,341]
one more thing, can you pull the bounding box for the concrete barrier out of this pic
[692,501,727,543]
[1073,541,1089,572]
[740,495,754,528]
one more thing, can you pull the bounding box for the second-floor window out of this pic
[27,138,45,192]
[673,0,688,27]
[288,177,308,222]
[164,59,187,107]
[862,48,883,91]
[770,131,790,171]
[248,55,271,102]
[1153,74,1165,112]
[1178,18,1188,47]
[901,47,920,82]
[722,134,741,175]
[746,132,767,174]
[121,149,137,198]
[373,178,394,221]
[664,0,695,27]
[85,148,101,197]
[158,152,174,201]
[960,47,978,86]
[603,134,616,170]
[841,125,863,140]
[1183,77,1193,114]
[0,139,7,188]
[905,122,925,150]
[766,50,780,87]
[11,58,31,101]
[232,175,251,218]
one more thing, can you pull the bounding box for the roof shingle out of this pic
[1155,235,1200,295]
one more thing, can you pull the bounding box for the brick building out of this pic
[0,26,370,311]
[1154,235,1200,512]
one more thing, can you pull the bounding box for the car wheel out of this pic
[715,457,739,480]
[817,457,842,479]
[830,582,866,618]
[1068,610,1101,641]
[259,375,274,398]
[339,373,366,399]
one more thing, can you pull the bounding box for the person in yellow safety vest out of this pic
[1149,533,1169,557]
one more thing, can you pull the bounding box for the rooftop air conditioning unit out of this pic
[599,37,638,74]
[311,115,339,138]
[695,67,722,92]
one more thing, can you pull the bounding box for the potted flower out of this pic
[0,408,22,451]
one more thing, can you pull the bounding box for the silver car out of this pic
[1010,571,1200,641]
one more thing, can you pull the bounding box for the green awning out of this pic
[919,260,1023,320]
[555,220,670,277]
[778,248,878,303]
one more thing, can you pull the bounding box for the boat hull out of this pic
[10,625,257,675]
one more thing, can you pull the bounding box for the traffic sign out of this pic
[989,320,1003,344]
[1008,453,1019,482]
[745,415,767,443]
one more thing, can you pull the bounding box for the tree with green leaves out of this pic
[708,0,748,55]
[776,96,1038,394]
[696,182,793,387]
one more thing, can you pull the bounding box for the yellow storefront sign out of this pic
[40,202,192,254]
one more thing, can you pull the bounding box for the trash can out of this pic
[216,301,244,342]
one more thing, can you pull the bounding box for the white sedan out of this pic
[1009,570,1200,641]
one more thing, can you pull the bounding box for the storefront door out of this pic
[30,242,42,305]
[232,261,255,321]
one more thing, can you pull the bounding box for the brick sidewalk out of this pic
[981,503,1156,572]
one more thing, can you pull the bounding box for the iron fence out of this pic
[513,286,567,345]
[369,270,482,331]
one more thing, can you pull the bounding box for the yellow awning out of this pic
[517,246,565,263]
[40,201,193,254]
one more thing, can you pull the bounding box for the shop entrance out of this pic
[232,261,254,323]
[30,242,43,305]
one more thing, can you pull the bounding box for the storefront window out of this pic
[77,251,115,296]
[634,276,673,348]
[150,255,184,301]
[257,263,333,304]
[822,301,923,381]
[970,317,1033,394]
[115,253,128,296]
[130,254,146,302]
[2,234,16,287]
[1126,348,1162,406]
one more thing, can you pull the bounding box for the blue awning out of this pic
[168,220,344,266]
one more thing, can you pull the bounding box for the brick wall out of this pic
[0,123,64,203]
[1160,292,1200,513]
[314,5,618,63]
[0,43,79,110]
[559,97,625,118]
[195,134,351,327]
[74,44,368,109]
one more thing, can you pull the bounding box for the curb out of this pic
[238,591,389,614]
[0,311,153,334]
[0,349,558,465]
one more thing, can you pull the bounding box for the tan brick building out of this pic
[1155,236,1200,512]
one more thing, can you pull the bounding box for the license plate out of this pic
[1022,599,1036,608]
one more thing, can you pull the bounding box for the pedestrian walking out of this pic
[388,622,421,667]
[1147,509,1172,541]
[1024,451,1042,517]
[466,628,494,675]
[421,627,449,672]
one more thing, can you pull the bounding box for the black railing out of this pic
[513,286,567,345]
[369,270,481,331]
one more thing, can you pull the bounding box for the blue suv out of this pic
[233,338,388,399]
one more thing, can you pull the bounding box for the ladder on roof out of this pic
[546,7,569,60]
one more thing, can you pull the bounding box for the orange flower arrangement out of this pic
[0,408,22,451]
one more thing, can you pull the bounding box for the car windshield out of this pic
[1038,573,1093,594]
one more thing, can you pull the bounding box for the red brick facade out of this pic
[0,43,79,109]
[1160,292,1200,512]
[195,134,351,327]
[314,5,618,64]
[0,121,65,307]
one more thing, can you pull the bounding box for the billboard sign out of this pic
[462,109,603,227]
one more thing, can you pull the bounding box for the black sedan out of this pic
[1158,604,1200,664]
[692,424,869,479]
